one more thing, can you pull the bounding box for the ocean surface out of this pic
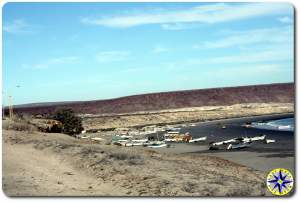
[251,118,294,132]
[178,114,294,153]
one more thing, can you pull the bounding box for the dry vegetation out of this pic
[82,103,293,130]
[2,116,37,132]
[2,128,267,196]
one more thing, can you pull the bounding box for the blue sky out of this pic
[2,2,294,105]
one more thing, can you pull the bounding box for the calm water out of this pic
[179,114,294,152]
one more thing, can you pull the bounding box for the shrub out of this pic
[109,152,144,165]
[52,108,83,136]
[2,119,36,132]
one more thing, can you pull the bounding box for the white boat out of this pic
[80,136,90,139]
[131,139,148,143]
[242,135,266,143]
[227,142,252,150]
[116,135,133,139]
[167,131,180,134]
[147,143,168,148]
[188,136,207,143]
[91,137,104,142]
[210,134,271,150]
[265,139,276,144]
[146,141,168,148]
[164,138,179,142]
[124,142,143,147]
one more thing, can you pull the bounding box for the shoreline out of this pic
[86,112,294,132]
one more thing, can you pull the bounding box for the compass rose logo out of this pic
[266,168,294,196]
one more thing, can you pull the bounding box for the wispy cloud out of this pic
[278,16,293,24]
[160,23,196,30]
[95,51,131,63]
[3,19,33,34]
[80,3,291,28]
[194,26,292,49]
[22,56,79,70]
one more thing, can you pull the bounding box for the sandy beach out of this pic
[150,113,295,173]
[2,113,294,196]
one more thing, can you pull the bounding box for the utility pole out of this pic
[8,95,13,120]
[2,91,5,119]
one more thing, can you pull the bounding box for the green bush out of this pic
[52,108,83,136]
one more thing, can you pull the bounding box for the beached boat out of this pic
[227,142,252,150]
[265,139,276,144]
[188,136,207,143]
[91,137,104,142]
[146,141,168,148]
[209,134,271,150]
[131,138,148,143]
[124,142,146,147]
[116,134,133,139]
[147,143,168,148]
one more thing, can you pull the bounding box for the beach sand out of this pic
[2,113,294,196]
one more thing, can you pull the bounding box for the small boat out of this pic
[166,131,180,134]
[164,138,179,142]
[227,142,252,150]
[91,137,104,142]
[80,136,90,139]
[131,139,148,143]
[147,141,168,148]
[209,134,269,150]
[221,125,226,129]
[265,139,276,144]
[116,135,133,139]
[147,143,168,148]
[188,136,207,143]
[124,143,139,147]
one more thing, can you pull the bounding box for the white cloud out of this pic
[196,26,292,49]
[80,3,292,28]
[3,19,32,34]
[95,51,130,63]
[278,16,293,24]
[160,23,195,30]
[23,56,79,70]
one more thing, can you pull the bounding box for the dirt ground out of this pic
[2,129,267,197]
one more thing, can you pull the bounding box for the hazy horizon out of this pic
[3,2,294,105]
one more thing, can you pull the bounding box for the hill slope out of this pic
[13,83,294,115]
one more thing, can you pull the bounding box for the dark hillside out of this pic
[12,83,294,115]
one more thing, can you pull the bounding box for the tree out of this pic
[52,108,83,136]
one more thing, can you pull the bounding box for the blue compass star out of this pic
[268,170,293,193]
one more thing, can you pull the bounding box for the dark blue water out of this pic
[180,114,294,152]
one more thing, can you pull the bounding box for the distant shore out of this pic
[82,103,294,131]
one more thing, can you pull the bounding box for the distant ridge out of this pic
[12,83,294,115]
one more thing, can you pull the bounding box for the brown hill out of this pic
[12,83,294,115]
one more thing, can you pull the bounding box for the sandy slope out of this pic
[2,129,267,197]
[3,137,126,196]
[82,103,293,130]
